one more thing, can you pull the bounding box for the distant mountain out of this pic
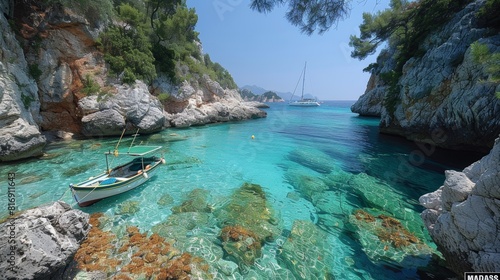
[241,85,268,95]
[240,85,317,101]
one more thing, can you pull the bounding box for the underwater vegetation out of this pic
[74,213,211,279]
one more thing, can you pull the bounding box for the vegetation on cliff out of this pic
[471,41,500,97]
[34,0,237,89]
[253,0,499,109]
[349,0,473,115]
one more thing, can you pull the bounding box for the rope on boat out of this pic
[58,186,72,202]
[67,183,100,208]
[114,128,127,156]
[128,128,140,153]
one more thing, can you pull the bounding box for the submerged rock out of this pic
[277,220,334,280]
[213,182,281,243]
[115,201,140,215]
[76,213,212,279]
[0,201,90,279]
[420,135,500,275]
[348,173,424,235]
[157,193,174,207]
[171,188,212,214]
[151,212,211,245]
[287,148,334,174]
[284,168,330,201]
[220,225,262,266]
[347,208,435,268]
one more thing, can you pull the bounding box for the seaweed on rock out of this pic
[74,213,211,279]
[347,208,436,268]
[171,188,212,213]
[213,182,281,243]
[220,225,262,266]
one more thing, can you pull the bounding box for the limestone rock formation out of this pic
[0,201,90,279]
[351,49,396,117]
[420,136,500,275]
[0,8,46,161]
[352,0,500,151]
[160,75,267,128]
[80,81,165,136]
[17,2,106,134]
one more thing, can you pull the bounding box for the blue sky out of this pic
[186,0,390,100]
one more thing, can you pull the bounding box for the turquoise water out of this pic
[1,101,477,279]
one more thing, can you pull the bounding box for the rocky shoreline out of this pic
[420,135,500,276]
[0,2,267,162]
[0,201,90,279]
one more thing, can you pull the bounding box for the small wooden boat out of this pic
[69,145,165,207]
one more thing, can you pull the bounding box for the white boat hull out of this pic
[70,158,162,207]
[289,101,320,107]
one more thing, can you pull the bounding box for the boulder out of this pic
[81,109,125,136]
[168,99,267,128]
[277,220,334,279]
[80,81,164,136]
[420,136,500,275]
[440,170,475,211]
[0,201,90,279]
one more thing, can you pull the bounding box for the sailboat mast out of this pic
[301,62,306,99]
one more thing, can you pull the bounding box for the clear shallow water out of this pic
[1,101,479,279]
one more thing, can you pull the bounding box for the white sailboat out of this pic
[289,62,320,107]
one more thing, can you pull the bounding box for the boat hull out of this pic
[289,101,320,107]
[70,158,163,207]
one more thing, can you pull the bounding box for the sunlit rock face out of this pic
[351,48,396,117]
[420,136,500,275]
[0,8,45,161]
[352,1,500,152]
[80,81,165,136]
[161,75,267,128]
[15,1,106,134]
[0,201,90,279]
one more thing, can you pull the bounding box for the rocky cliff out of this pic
[0,1,266,161]
[420,135,500,275]
[351,0,500,152]
[0,3,46,161]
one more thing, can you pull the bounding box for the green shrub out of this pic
[122,68,137,84]
[99,4,156,84]
[81,74,100,95]
[471,41,500,97]
[28,64,42,81]
[476,0,500,28]
[21,94,34,109]
[157,93,170,101]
